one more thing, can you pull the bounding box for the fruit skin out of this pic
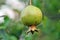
[21,5,42,26]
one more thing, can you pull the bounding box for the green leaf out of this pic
[9,36,18,40]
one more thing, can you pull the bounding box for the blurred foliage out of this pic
[0,0,60,40]
[0,30,18,40]
[0,0,5,6]
[0,16,10,29]
[6,20,25,38]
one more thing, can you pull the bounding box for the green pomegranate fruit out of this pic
[20,5,42,34]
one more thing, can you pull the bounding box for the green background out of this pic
[0,0,60,40]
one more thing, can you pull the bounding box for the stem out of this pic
[30,0,32,5]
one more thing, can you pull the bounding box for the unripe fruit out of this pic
[20,5,42,34]
[21,5,42,26]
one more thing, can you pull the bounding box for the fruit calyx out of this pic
[27,25,38,34]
